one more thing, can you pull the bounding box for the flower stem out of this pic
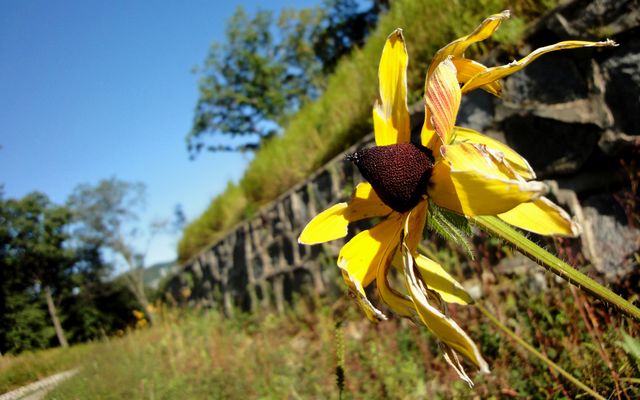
[475,302,605,400]
[473,215,640,322]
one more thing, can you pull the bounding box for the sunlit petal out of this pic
[298,203,349,245]
[337,213,404,290]
[462,39,617,94]
[415,254,473,305]
[402,242,489,372]
[298,183,391,244]
[428,10,510,78]
[375,29,410,146]
[428,147,547,216]
[498,197,580,237]
[376,248,416,319]
[424,58,460,150]
[403,199,428,253]
[451,58,501,96]
[453,127,535,179]
[342,271,387,322]
[347,182,393,220]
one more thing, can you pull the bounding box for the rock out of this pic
[582,193,640,279]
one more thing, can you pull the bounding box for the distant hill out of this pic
[143,261,175,289]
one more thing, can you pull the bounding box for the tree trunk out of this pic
[44,286,68,348]
[125,270,155,325]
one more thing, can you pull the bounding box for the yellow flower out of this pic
[298,12,614,384]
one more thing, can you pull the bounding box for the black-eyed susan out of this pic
[299,12,619,384]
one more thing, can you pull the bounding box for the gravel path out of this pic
[0,369,78,400]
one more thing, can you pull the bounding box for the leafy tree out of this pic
[312,0,387,74]
[187,6,323,155]
[67,178,161,324]
[0,192,74,352]
[187,1,385,157]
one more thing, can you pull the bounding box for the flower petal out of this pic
[376,248,416,320]
[375,29,410,146]
[428,144,547,216]
[453,127,535,179]
[451,58,501,96]
[403,199,428,253]
[348,182,393,220]
[428,10,510,78]
[461,39,617,94]
[298,203,349,245]
[415,254,473,305]
[424,58,461,150]
[298,183,391,245]
[402,242,489,373]
[337,213,404,291]
[498,197,580,237]
[343,271,387,322]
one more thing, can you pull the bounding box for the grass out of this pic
[0,342,92,394]
[3,240,638,398]
[177,0,558,262]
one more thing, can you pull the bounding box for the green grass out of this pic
[3,247,637,398]
[177,0,557,262]
[0,342,92,394]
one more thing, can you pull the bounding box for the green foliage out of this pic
[0,342,92,394]
[188,6,324,154]
[67,177,158,323]
[2,291,55,354]
[0,191,144,355]
[179,0,557,262]
[187,0,383,155]
[0,192,75,353]
[3,274,633,399]
[427,201,475,259]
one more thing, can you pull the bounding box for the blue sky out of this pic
[0,0,318,268]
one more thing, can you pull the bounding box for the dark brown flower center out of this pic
[347,143,435,213]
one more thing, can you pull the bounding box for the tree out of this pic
[67,178,159,324]
[0,192,74,351]
[187,1,388,158]
[312,0,387,74]
[187,6,324,156]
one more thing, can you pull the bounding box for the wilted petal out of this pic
[462,39,617,94]
[298,183,391,244]
[375,29,410,146]
[403,199,428,253]
[429,10,510,78]
[343,271,387,322]
[376,248,416,319]
[415,254,473,305]
[498,197,580,237]
[424,58,461,150]
[402,242,489,373]
[451,57,502,96]
[428,143,547,216]
[453,127,535,179]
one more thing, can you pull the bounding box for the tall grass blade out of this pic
[475,302,606,400]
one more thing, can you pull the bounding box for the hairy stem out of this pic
[473,215,640,322]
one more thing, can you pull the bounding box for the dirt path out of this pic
[0,369,78,400]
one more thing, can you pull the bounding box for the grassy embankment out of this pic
[177,0,557,262]
[2,237,639,398]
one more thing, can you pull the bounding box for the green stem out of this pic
[473,215,640,322]
[475,302,605,400]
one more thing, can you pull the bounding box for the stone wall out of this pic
[165,0,640,313]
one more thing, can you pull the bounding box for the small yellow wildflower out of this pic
[299,11,614,385]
